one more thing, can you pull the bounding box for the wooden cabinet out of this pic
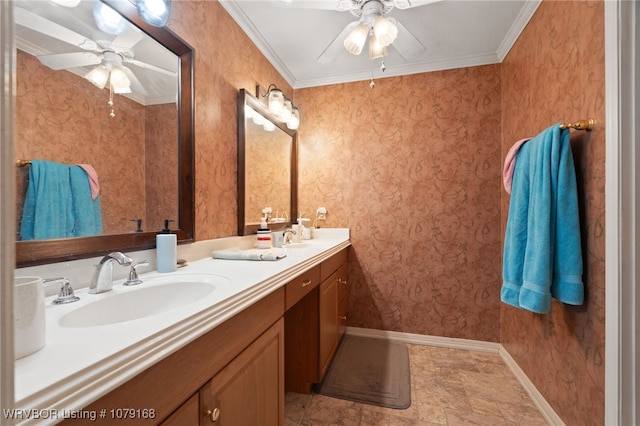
[285,248,349,393]
[160,393,199,426]
[64,288,285,426]
[318,262,348,381]
[199,319,284,426]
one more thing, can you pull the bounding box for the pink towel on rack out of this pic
[503,138,531,194]
[77,164,100,200]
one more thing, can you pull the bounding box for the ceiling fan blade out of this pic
[111,30,145,51]
[393,0,442,9]
[390,19,426,60]
[37,52,102,70]
[317,21,359,64]
[14,7,97,51]
[124,58,177,77]
[122,66,148,96]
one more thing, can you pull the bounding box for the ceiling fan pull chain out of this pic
[108,84,116,118]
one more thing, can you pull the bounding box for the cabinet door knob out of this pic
[340,315,347,320]
[301,279,312,287]
[337,278,347,285]
[206,408,220,422]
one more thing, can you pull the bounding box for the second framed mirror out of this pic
[237,88,297,235]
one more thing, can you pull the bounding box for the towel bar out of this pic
[559,118,595,131]
[15,159,31,167]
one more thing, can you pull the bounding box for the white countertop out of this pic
[13,229,350,424]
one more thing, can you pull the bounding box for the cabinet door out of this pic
[201,319,284,426]
[160,393,199,426]
[318,277,338,381]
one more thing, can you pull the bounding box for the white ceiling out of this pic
[14,0,178,106]
[220,0,541,89]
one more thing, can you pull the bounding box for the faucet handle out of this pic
[123,260,150,286]
[46,277,80,305]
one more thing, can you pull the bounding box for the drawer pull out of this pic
[206,408,220,422]
[301,279,312,287]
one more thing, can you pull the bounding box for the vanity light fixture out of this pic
[136,0,172,27]
[261,84,301,131]
[93,1,128,35]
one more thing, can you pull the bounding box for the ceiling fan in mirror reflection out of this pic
[14,1,175,117]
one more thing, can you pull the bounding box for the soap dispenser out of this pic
[157,219,177,273]
[256,217,272,249]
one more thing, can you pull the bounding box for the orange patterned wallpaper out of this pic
[500,1,605,424]
[14,50,178,237]
[167,1,292,240]
[145,103,179,232]
[296,66,503,342]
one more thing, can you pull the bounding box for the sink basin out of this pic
[59,274,229,328]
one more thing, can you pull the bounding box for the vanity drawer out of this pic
[320,248,348,282]
[285,265,321,310]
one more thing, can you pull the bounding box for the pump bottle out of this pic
[157,219,177,273]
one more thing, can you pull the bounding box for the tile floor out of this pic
[285,344,549,425]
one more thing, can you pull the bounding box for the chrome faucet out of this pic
[283,229,296,246]
[89,252,133,294]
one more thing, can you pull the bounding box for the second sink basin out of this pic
[59,274,229,328]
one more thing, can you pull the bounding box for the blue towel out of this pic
[501,125,583,314]
[69,166,102,237]
[20,160,102,240]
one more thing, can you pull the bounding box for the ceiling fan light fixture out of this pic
[85,65,110,89]
[137,0,171,27]
[109,66,131,93]
[368,35,388,59]
[93,1,128,35]
[344,23,369,55]
[372,15,398,47]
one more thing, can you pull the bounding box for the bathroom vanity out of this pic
[14,230,350,425]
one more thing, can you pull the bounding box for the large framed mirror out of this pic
[237,88,297,235]
[15,0,194,267]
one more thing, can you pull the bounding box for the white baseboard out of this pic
[345,327,564,425]
[498,346,565,426]
[345,326,501,353]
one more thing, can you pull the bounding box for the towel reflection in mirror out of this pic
[19,160,102,240]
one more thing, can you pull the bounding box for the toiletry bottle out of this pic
[257,217,272,249]
[157,219,177,273]
[292,218,302,243]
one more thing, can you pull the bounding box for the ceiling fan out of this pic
[280,0,441,64]
[14,6,176,97]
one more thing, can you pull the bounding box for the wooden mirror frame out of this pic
[16,0,195,267]
[237,88,298,236]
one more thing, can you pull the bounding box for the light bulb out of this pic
[268,89,285,116]
[344,23,369,55]
[280,100,293,122]
[137,0,171,27]
[287,108,300,130]
[93,1,128,35]
[85,65,109,89]
[372,16,398,47]
[109,67,131,93]
[368,35,388,60]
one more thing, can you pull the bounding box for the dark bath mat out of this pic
[315,334,411,409]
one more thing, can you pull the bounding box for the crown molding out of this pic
[496,0,541,61]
